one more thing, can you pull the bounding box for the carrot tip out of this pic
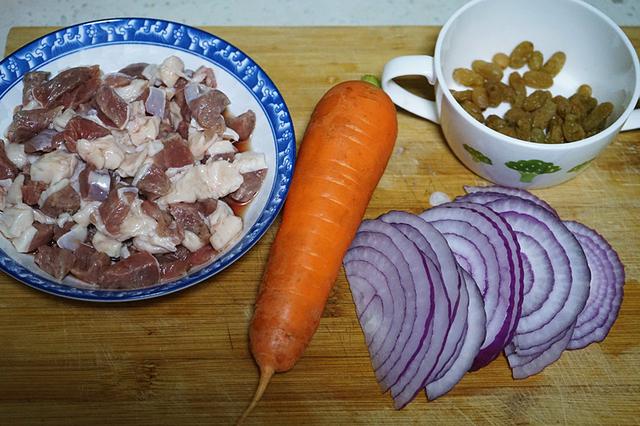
[237,365,275,425]
[361,74,381,88]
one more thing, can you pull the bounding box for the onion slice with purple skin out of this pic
[506,325,574,379]
[426,268,486,400]
[420,202,523,370]
[564,221,624,350]
[462,185,558,216]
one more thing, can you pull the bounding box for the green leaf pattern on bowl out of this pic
[463,144,492,165]
[505,159,561,183]
[568,159,594,173]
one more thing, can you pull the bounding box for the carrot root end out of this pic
[237,365,275,424]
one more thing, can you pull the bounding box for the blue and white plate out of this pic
[0,18,295,301]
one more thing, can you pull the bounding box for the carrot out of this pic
[240,77,397,420]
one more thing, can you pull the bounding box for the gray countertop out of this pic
[2,0,639,54]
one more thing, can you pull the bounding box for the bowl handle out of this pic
[622,108,640,131]
[381,55,439,124]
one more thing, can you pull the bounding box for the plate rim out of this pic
[0,17,296,302]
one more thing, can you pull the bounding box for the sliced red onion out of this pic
[422,202,523,370]
[564,221,624,350]
[483,198,590,364]
[145,86,166,118]
[56,224,87,251]
[346,221,432,393]
[463,185,558,216]
[426,268,486,400]
[507,325,574,379]
[87,169,111,201]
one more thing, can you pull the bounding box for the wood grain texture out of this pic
[1,26,639,425]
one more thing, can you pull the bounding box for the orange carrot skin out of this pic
[249,81,398,373]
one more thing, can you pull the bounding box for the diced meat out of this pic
[188,244,216,266]
[70,243,110,284]
[6,174,24,205]
[198,199,218,216]
[155,246,191,281]
[191,65,216,88]
[97,189,135,235]
[78,165,111,201]
[54,221,74,240]
[118,62,149,79]
[154,135,194,169]
[103,72,134,88]
[22,71,50,105]
[30,150,77,184]
[6,107,61,143]
[0,142,19,180]
[207,140,237,162]
[115,80,148,104]
[135,164,171,200]
[159,56,184,88]
[27,222,54,252]
[233,152,268,173]
[168,202,210,242]
[225,110,256,140]
[207,201,242,251]
[173,79,192,139]
[229,169,267,204]
[56,224,88,251]
[189,90,229,131]
[22,178,48,206]
[41,184,81,217]
[98,252,160,289]
[76,134,124,170]
[142,200,184,241]
[92,231,123,257]
[33,65,100,108]
[95,85,129,128]
[24,129,60,154]
[56,116,110,152]
[126,100,160,146]
[5,142,27,169]
[34,245,75,280]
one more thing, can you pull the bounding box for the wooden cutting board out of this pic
[1,26,638,425]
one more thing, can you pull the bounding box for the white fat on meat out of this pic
[57,224,87,251]
[207,140,236,158]
[188,130,217,161]
[72,200,101,227]
[207,200,242,251]
[5,143,27,169]
[232,152,268,173]
[142,64,160,85]
[12,225,38,253]
[158,160,243,205]
[76,134,124,170]
[92,231,123,258]
[0,204,33,239]
[6,174,24,206]
[126,101,161,146]
[38,178,69,208]
[52,108,76,131]
[159,56,185,88]
[114,79,148,103]
[221,126,240,142]
[30,150,78,184]
[168,100,182,129]
[182,230,205,252]
[117,144,150,178]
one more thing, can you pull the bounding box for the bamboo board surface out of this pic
[0,26,639,425]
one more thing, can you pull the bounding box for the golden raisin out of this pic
[509,41,534,69]
[492,53,510,69]
[472,86,489,110]
[516,116,533,140]
[508,72,527,107]
[505,107,531,125]
[498,126,518,138]
[563,117,586,141]
[530,127,546,143]
[541,52,566,77]
[553,95,571,118]
[577,84,592,97]
[523,70,554,89]
[472,60,504,83]
[453,68,484,87]
[461,100,485,122]
[486,114,508,131]
[546,117,565,144]
[532,99,557,129]
[484,82,504,107]
[451,89,473,102]
[528,51,544,71]
[523,90,552,112]
[582,102,613,133]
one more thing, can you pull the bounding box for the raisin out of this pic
[451,89,473,102]
[471,86,489,110]
[461,100,485,122]
[553,95,571,118]
[546,117,565,144]
[541,52,566,77]
[582,102,613,133]
[523,90,552,112]
[568,94,596,119]
[499,126,517,138]
[528,51,544,71]
[508,72,526,107]
[486,114,508,131]
[577,84,592,97]
[453,68,484,87]
[563,117,586,141]
[523,70,554,89]
[529,127,546,143]
[484,82,504,107]
[509,41,534,69]
[492,53,510,69]
[472,60,503,83]
[505,107,530,125]
[516,116,533,140]
[532,99,557,129]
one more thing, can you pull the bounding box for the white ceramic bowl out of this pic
[382,0,640,188]
[0,18,295,301]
